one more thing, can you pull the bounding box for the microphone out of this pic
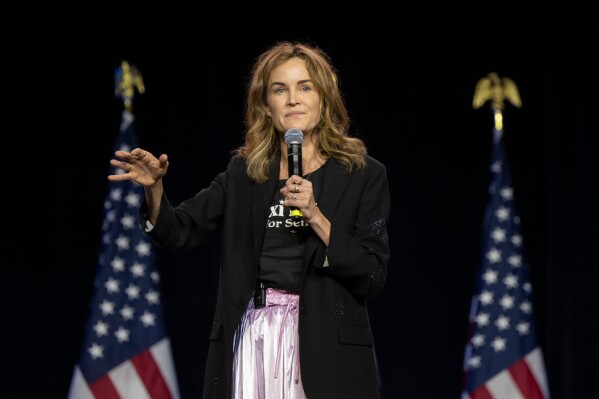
[284,128,304,220]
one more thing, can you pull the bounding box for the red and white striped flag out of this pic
[461,128,550,399]
[68,110,180,399]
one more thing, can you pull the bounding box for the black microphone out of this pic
[284,128,304,220]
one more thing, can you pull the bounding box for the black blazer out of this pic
[146,152,391,399]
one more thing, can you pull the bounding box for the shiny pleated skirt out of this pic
[232,287,307,399]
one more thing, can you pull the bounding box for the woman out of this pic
[109,41,390,399]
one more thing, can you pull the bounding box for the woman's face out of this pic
[265,57,321,136]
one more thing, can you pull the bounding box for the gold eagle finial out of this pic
[114,60,145,111]
[473,72,522,131]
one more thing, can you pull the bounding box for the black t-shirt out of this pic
[257,167,324,292]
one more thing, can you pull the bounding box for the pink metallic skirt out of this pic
[232,287,307,399]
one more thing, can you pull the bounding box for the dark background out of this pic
[3,1,595,398]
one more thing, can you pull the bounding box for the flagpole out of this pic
[68,61,180,399]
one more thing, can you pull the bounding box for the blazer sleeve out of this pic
[322,157,391,301]
[141,156,242,250]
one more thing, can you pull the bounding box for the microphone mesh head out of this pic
[284,128,304,144]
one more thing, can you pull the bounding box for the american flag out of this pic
[461,129,550,399]
[68,110,180,399]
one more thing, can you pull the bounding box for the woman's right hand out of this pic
[108,148,169,187]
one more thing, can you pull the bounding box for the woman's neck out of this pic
[279,140,325,177]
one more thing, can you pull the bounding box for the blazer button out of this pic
[211,377,220,388]
[301,304,307,315]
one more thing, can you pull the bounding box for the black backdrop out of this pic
[3,1,595,398]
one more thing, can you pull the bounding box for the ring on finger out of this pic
[291,193,296,200]
[294,184,299,193]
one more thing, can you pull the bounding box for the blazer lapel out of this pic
[252,152,281,267]
[305,159,350,262]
